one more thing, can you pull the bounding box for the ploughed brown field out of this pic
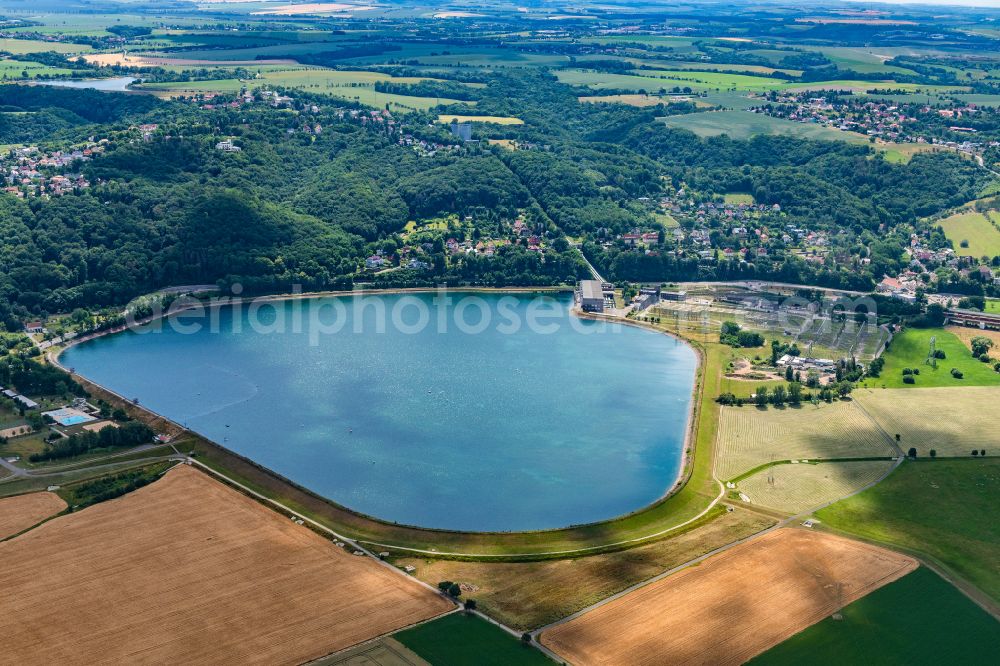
[539,528,917,666]
[0,465,452,665]
[0,492,66,539]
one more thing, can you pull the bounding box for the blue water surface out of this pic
[62,293,697,531]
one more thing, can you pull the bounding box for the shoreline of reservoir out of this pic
[50,286,705,545]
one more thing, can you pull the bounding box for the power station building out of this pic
[577,280,608,313]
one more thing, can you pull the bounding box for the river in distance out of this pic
[61,292,697,531]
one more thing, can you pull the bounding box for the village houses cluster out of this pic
[1,142,104,198]
[363,214,545,272]
[876,231,1000,302]
[750,91,1000,152]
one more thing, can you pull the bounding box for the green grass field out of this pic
[751,567,1000,665]
[859,328,1000,389]
[395,613,553,665]
[0,38,92,54]
[557,68,788,93]
[437,115,523,125]
[987,299,1000,314]
[938,210,1000,258]
[139,68,472,111]
[876,142,940,164]
[816,458,1000,602]
[660,110,870,143]
[808,46,920,76]
[0,58,74,79]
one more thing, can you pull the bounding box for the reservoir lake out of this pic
[61,292,697,531]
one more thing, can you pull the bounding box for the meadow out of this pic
[396,613,553,666]
[856,386,1000,457]
[660,110,870,143]
[715,400,898,481]
[738,460,896,514]
[858,328,1000,389]
[557,68,787,93]
[0,38,91,54]
[0,58,73,79]
[751,567,1000,665]
[937,209,1000,258]
[139,68,473,111]
[436,114,523,124]
[578,93,666,107]
[876,142,940,164]
[817,458,1000,602]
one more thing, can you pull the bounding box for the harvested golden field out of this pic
[857,386,1000,457]
[81,53,297,68]
[946,325,1000,354]
[716,400,897,480]
[539,529,917,666]
[0,492,65,539]
[0,465,451,665]
[394,509,775,630]
[738,460,896,514]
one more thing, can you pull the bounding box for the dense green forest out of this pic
[0,69,989,325]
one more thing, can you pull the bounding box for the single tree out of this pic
[908,447,917,459]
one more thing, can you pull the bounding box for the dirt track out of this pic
[0,465,451,665]
[0,492,66,539]
[539,528,917,665]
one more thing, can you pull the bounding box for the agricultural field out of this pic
[0,38,91,55]
[858,328,1000,389]
[715,400,898,481]
[0,58,73,79]
[578,93,665,107]
[752,567,1000,665]
[557,68,787,93]
[856,386,1000,457]
[538,529,917,666]
[395,613,553,666]
[81,53,298,68]
[0,465,452,664]
[319,637,430,666]
[876,142,940,164]
[807,47,920,76]
[0,492,65,539]
[738,460,897,514]
[946,325,1000,355]
[436,115,523,125]
[937,209,1000,258]
[137,68,470,110]
[394,509,775,630]
[660,109,870,143]
[816,457,1000,604]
